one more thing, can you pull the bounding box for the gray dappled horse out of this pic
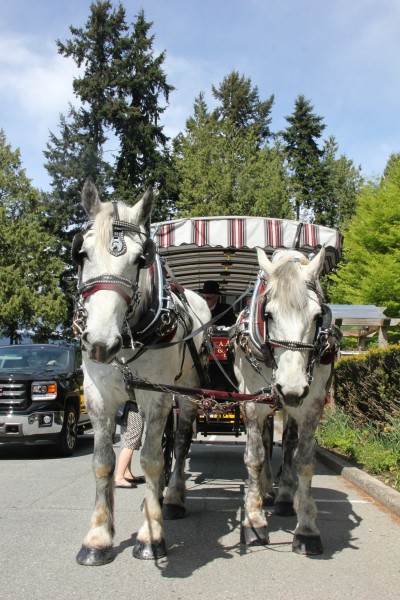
[233,247,337,555]
[73,178,210,565]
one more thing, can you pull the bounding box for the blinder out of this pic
[319,303,332,330]
[139,238,156,269]
[260,342,277,369]
[71,233,85,269]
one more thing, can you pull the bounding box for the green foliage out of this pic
[318,136,363,229]
[0,130,67,343]
[42,2,177,333]
[319,405,400,491]
[282,94,326,220]
[211,71,274,142]
[333,346,400,427]
[51,2,174,214]
[330,156,400,315]
[174,78,292,219]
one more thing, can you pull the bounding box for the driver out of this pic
[199,280,236,327]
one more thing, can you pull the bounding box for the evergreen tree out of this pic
[174,74,291,218]
[0,131,67,343]
[43,2,176,333]
[329,154,400,316]
[212,71,274,144]
[317,136,363,229]
[282,94,326,220]
[55,2,174,216]
[111,9,174,214]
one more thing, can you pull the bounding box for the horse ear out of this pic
[256,246,273,277]
[82,177,101,218]
[306,246,326,279]
[136,185,154,227]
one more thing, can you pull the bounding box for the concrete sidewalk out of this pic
[315,445,400,517]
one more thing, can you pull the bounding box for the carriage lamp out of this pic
[31,382,57,401]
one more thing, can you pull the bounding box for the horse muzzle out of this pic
[275,383,310,407]
[81,332,123,364]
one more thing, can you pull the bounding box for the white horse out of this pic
[233,247,337,555]
[73,178,210,565]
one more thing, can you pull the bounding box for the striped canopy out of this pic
[151,216,343,297]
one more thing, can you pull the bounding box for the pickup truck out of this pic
[0,344,90,456]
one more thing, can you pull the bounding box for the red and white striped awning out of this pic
[151,216,343,297]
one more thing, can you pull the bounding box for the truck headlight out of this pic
[31,381,57,400]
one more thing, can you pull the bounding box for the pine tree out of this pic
[43,2,176,333]
[282,95,326,221]
[212,71,274,144]
[50,2,174,215]
[317,136,363,229]
[174,74,291,218]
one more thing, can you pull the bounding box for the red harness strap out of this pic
[82,283,132,305]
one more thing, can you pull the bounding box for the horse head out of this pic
[76,177,155,364]
[256,246,326,407]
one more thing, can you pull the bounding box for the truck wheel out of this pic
[59,405,78,456]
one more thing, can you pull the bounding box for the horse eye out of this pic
[265,312,273,321]
[314,312,322,321]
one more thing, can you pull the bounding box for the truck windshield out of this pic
[0,347,70,371]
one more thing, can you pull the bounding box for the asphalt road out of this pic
[1,427,399,600]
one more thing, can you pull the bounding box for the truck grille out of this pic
[0,382,28,408]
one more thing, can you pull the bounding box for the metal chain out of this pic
[111,358,278,414]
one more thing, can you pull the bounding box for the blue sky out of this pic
[1,0,399,190]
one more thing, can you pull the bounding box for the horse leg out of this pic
[242,403,269,545]
[292,410,324,555]
[163,397,197,520]
[274,414,298,517]
[133,394,171,560]
[76,424,116,566]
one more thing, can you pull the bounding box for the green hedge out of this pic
[333,345,400,428]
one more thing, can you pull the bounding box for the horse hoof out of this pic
[292,533,323,555]
[133,538,167,560]
[274,501,296,517]
[241,525,269,546]
[163,503,186,520]
[76,545,115,566]
[263,492,276,507]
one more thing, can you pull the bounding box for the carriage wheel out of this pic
[162,409,175,486]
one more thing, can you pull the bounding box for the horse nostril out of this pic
[81,331,90,349]
[300,385,309,400]
[109,336,122,357]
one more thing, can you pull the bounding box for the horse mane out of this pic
[93,203,114,256]
[266,255,309,313]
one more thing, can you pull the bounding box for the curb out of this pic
[315,445,400,518]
